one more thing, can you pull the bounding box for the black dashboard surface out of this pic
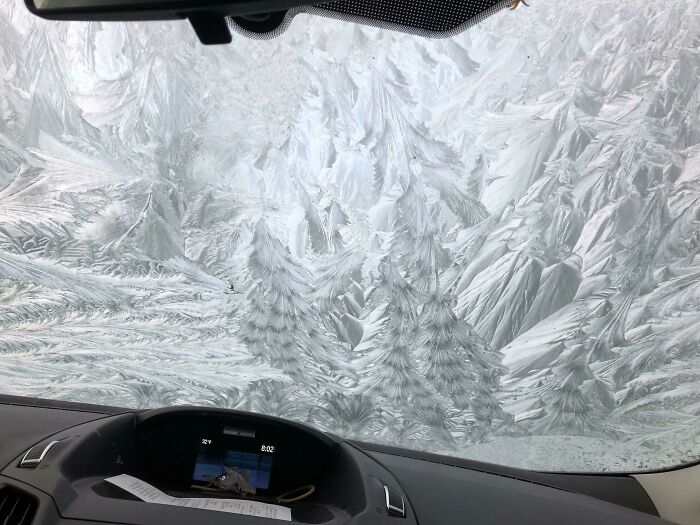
[0,397,116,470]
[370,450,666,525]
[0,395,672,525]
[357,440,659,515]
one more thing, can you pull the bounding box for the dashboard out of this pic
[0,395,675,525]
[137,409,336,502]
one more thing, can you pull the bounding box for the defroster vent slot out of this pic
[0,486,38,525]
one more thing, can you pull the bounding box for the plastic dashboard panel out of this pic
[355,440,660,516]
[370,450,672,525]
[1,404,416,525]
[134,407,340,497]
[0,396,674,525]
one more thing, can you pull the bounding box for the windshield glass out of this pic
[1,0,699,473]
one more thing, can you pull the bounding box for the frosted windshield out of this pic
[1,0,699,473]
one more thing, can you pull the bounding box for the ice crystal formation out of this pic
[1,0,699,471]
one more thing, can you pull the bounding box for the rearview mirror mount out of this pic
[25,0,514,45]
[25,0,322,44]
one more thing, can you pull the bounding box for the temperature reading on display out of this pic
[260,444,275,454]
[201,438,212,445]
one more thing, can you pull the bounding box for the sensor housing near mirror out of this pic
[25,0,513,45]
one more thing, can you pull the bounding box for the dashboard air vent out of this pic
[0,486,38,525]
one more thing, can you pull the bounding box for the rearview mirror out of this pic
[26,0,322,43]
[25,0,512,45]
[28,0,319,20]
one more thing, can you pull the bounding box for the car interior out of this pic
[2,0,700,524]
[2,393,699,525]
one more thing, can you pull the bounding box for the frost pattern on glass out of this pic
[1,0,699,472]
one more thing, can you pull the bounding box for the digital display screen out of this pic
[191,429,275,496]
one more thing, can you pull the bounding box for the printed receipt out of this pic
[105,474,292,521]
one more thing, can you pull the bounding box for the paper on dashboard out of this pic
[105,474,292,521]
